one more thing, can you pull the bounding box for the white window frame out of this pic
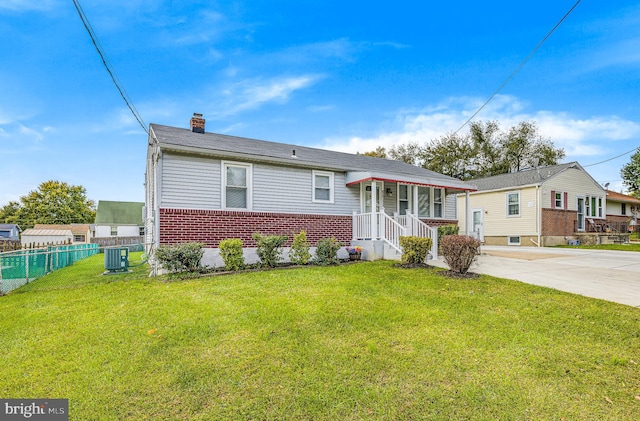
[312,170,334,203]
[506,191,520,217]
[222,161,253,210]
[110,226,118,236]
[416,186,446,219]
[585,195,604,219]
[508,236,521,246]
[397,183,411,215]
[554,191,564,209]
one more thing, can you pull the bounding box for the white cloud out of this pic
[214,75,322,116]
[320,95,640,162]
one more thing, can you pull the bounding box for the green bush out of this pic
[314,237,342,265]
[440,235,481,274]
[438,224,459,245]
[399,236,433,264]
[289,231,312,265]
[154,242,204,273]
[252,233,288,268]
[219,239,245,271]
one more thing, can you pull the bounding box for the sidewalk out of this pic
[431,246,640,308]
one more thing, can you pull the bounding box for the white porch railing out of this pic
[353,210,437,258]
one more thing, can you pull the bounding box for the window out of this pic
[312,171,334,203]
[598,197,603,218]
[110,226,117,236]
[139,226,145,236]
[508,236,521,246]
[74,235,85,242]
[585,195,604,218]
[433,188,443,218]
[223,162,252,209]
[398,184,410,215]
[555,192,563,209]
[622,203,627,216]
[506,192,520,216]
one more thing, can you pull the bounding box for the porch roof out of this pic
[346,171,475,192]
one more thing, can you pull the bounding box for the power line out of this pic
[453,0,582,134]
[72,0,148,135]
[583,144,640,168]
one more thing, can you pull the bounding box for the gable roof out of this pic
[34,224,91,236]
[606,190,640,205]
[150,124,476,192]
[95,201,144,225]
[22,229,73,237]
[0,224,19,231]
[469,162,590,192]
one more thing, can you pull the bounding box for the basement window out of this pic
[507,236,521,246]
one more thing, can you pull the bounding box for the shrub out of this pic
[399,236,433,264]
[219,238,245,271]
[289,231,312,265]
[440,235,481,274]
[252,233,288,268]
[314,237,342,265]
[438,224,459,245]
[154,242,204,273]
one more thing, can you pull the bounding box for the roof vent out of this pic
[291,149,297,158]
[190,113,205,133]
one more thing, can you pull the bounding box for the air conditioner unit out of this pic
[104,247,129,273]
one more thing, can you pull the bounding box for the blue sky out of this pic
[1,0,639,206]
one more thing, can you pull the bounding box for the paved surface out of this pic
[430,246,640,308]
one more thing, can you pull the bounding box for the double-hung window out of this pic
[506,191,520,217]
[433,188,443,218]
[312,171,334,203]
[417,186,445,218]
[555,192,564,209]
[223,162,252,209]
[398,184,410,215]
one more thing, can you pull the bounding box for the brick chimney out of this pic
[190,113,205,133]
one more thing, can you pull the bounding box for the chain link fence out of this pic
[0,243,100,294]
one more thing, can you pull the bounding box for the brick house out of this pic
[456,162,615,246]
[145,114,476,269]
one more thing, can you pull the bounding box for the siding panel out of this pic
[161,153,219,209]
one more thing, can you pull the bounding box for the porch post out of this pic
[352,211,358,241]
[371,180,378,239]
[413,185,419,217]
[465,190,470,236]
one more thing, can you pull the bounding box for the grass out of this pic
[1,255,639,420]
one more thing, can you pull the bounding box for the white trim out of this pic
[554,191,564,209]
[312,170,335,203]
[507,235,521,246]
[222,161,253,210]
[506,191,520,217]
[397,183,411,215]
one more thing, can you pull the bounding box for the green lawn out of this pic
[1,255,639,420]
[557,243,640,252]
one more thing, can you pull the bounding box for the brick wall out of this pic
[541,208,577,236]
[159,208,352,247]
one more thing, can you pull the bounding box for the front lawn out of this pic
[1,255,639,420]
[557,243,640,252]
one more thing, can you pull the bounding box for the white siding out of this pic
[161,153,220,209]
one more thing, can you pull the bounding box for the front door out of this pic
[472,208,484,241]
[363,182,383,213]
[577,197,585,231]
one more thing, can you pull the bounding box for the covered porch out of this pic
[346,171,476,261]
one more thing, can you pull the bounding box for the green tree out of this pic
[621,150,640,197]
[422,132,476,179]
[388,141,424,165]
[358,146,388,159]
[499,121,565,173]
[0,201,21,224]
[2,180,96,229]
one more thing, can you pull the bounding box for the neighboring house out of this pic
[21,229,73,246]
[605,190,640,233]
[0,224,20,240]
[456,162,609,246]
[145,114,476,267]
[34,224,92,244]
[95,201,145,238]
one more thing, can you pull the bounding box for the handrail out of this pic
[379,212,405,253]
[405,211,438,259]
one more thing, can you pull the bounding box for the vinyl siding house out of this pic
[456,162,609,246]
[33,224,92,244]
[145,114,476,269]
[95,201,145,238]
[0,224,20,241]
[604,190,640,233]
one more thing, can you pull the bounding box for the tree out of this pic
[499,121,565,173]
[358,146,388,159]
[0,180,96,229]
[388,142,424,165]
[621,150,640,197]
[422,132,476,179]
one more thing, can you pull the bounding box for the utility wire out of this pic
[72,0,148,135]
[453,0,582,134]
[583,144,640,168]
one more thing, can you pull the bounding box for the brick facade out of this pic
[541,208,577,236]
[159,208,352,247]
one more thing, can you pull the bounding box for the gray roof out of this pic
[150,124,475,191]
[470,162,583,191]
[0,224,19,230]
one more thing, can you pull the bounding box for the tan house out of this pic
[457,162,610,246]
[34,224,92,244]
[604,190,640,233]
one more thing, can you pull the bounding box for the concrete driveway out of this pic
[431,246,640,308]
